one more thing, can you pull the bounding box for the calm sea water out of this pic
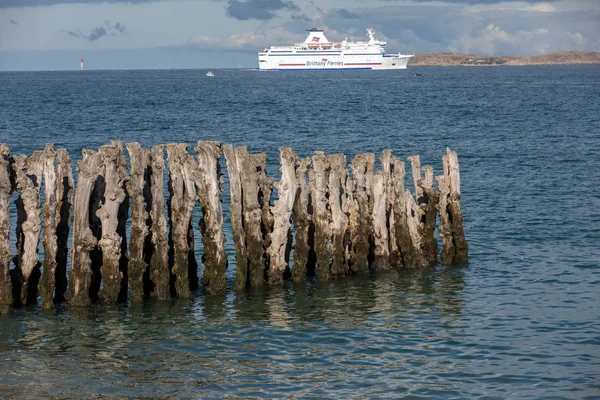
[0,66,599,399]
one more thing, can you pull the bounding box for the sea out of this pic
[0,66,599,399]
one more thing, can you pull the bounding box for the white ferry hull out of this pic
[258,28,414,71]
[258,54,413,70]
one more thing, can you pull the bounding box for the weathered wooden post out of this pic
[417,164,439,263]
[149,145,170,299]
[223,145,247,290]
[39,144,58,308]
[292,157,313,282]
[371,151,391,271]
[54,149,74,304]
[0,143,14,313]
[166,144,197,298]
[390,157,428,269]
[96,141,129,303]
[437,149,468,264]
[12,151,44,305]
[68,149,102,306]
[308,151,331,281]
[126,142,150,302]
[195,141,228,294]
[267,148,298,284]
[258,155,274,271]
[239,148,270,288]
[348,153,374,274]
[327,153,349,278]
[388,156,405,268]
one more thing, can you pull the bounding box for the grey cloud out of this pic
[324,6,600,55]
[9,19,18,25]
[65,21,126,42]
[407,0,559,3]
[227,0,298,21]
[331,9,359,19]
[0,0,156,7]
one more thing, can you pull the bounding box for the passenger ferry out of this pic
[258,28,414,70]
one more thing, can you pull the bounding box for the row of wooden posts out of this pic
[0,141,467,313]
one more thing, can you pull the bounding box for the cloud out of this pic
[9,19,18,25]
[408,0,559,3]
[330,9,359,19]
[320,5,600,55]
[0,0,156,7]
[64,21,127,42]
[187,26,299,50]
[448,23,591,55]
[226,0,298,21]
[522,2,556,12]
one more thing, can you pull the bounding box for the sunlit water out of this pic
[0,66,599,398]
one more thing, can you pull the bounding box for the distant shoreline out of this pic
[408,51,600,67]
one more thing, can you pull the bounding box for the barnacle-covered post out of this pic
[348,153,374,274]
[39,144,58,308]
[166,144,197,298]
[96,141,129,304]
[308,151,331,281]
[327,153,349,278]
[437,149,468,264]
[195,141,228,294]
[12,151,44,305]
[0,143,14,313]
[149,145,170,299]
[371,150,391,271]
[126,142,150,302]
[267,148,298,285]
[292,157,313,282]
[224,145,247,290]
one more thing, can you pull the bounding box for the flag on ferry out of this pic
[312,36,320,42]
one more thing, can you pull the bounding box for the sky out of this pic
[0,0,598,70]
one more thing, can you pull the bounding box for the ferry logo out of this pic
[321,58,328,63]
[312,36,320,42]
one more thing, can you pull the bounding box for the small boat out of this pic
[413,72,422,76]
[206,71,214,77]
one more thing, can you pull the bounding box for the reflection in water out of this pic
[0,268,467,398]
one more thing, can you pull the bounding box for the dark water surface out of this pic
[0,66,599,398]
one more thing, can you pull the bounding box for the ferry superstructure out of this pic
[258,28,414,70]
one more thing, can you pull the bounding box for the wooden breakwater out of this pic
[0,141,467,313]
